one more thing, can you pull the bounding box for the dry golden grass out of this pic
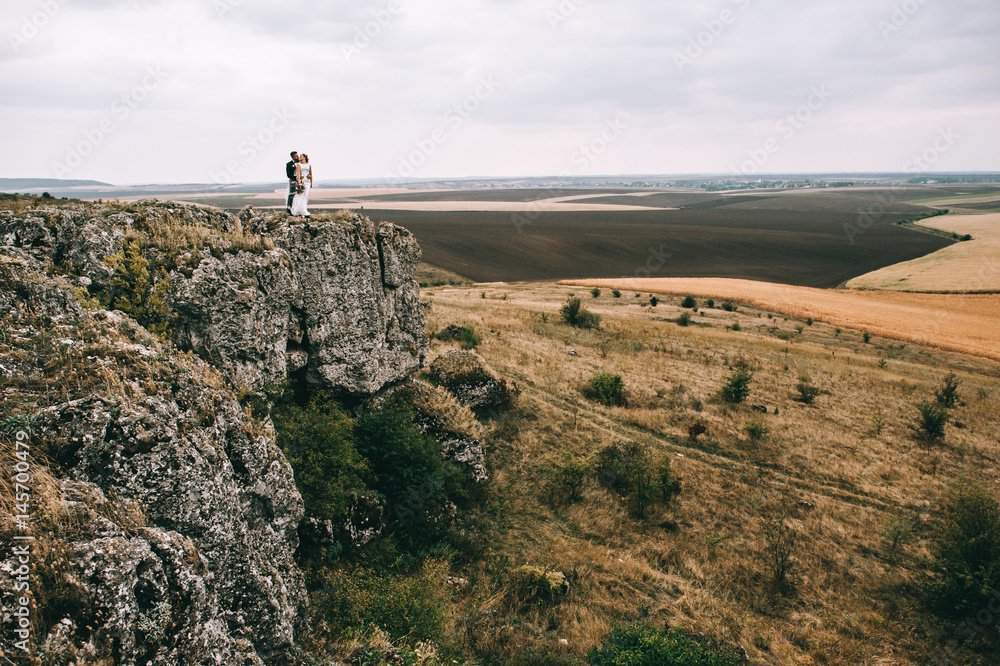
[846,213,1000,293]
[423,282,1000,664]
[560,277,1000,362]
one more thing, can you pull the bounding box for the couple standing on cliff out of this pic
[285,151,313,217]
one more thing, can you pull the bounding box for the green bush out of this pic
[585,372,627,407]
[591,287,601,298]
[595,442,680,518]
[588,623,742,666]
[706,299,715,308]
[272,392,369,521]
[681,295,697,308]
[550,454,593,504]
[911,401,950,446]
[928,479,1000,617]
[100,240,171,338]
[795,376,820,404]
[720,367,753,404]
[863,332,871,343]
[435,324,480,349]
[743,419,770,446]
[612,289,621,298]
[317,564,446,641]
[935,373,963,408]
[649,296,658,307]
[560,297,601,329]
[721,301,736,312]
[676,312,691,327]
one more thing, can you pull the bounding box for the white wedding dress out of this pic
[290,163,311,216]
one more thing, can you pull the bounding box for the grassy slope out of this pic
[424,282,1000,665]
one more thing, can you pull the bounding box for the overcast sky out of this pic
[2,0,998,184]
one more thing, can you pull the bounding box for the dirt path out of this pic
[560,277,1000,361]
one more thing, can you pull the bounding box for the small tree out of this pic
[550,454,593,504]
[795,375,820,404]
[612,289,621,298]
[649,296,658,307]
[560,297,601,329]
[720,367,753,404]
[591,287,601,298]
[935,373,963,408]
[721,301,736,312]
[595,442,680,518]
[761,507,797,590]
[681,295,697,308]
[676,312,691,327]
[706,299,715,308]
[911,401,950,446]
[883,514,915,560]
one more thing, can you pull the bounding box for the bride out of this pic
[290,153,313,217]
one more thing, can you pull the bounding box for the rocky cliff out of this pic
[0,200,431,664]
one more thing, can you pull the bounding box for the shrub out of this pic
[927,479,1000,617]
[863,332,871,343]
[883,514,915,559]
[687,421,707,440]
[730,321,741,332]
[591,287,601,298]
[720,367,753,404]
[550,454,592,504]
[795,376,820,404]
[100,240,171,338]
[676,312,691,327]
[585,372,627,407]
[595,443,680,518]
[560,297,600,329]
[721,301,736,312]
[681,295,697,308]
[935,373,963,408]
[272,392,369,522]
[612,289,621,298]
[706,299,715,308]
[317,564,446,641]
[911,401,950,446]
[806,317,814,326]
[743,419,770,446]
[509,565,569,607]
[588,623,742,666]
[649,296,658,307]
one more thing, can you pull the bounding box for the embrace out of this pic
[285,150,313,217]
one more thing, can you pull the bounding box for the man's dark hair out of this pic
[290,151,298,158]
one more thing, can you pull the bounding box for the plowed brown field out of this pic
[560,277,1000,361]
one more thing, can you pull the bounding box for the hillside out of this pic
[418,282,1000,664]
[2,194,999,665]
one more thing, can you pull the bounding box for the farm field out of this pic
[846,213,1000,293]
[366,208,952,287]
[559,277,1000,361]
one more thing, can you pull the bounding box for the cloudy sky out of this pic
[2,0,998,184]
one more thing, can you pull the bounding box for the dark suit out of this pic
[286,159,298,210]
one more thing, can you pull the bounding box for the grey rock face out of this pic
[169,212,428,395]
[0,242,306,664]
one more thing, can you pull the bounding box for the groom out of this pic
[285,151,299,213]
